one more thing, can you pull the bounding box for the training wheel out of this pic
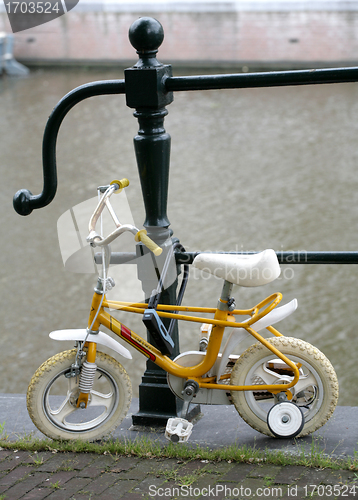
[267,402,304,438]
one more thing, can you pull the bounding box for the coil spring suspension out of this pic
[79,361,97,394]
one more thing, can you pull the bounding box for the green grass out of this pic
[30,454,44,466]
[49,480,62,490]
[161,464,217,486]
[0,422,8,442]
[0,434,357,472]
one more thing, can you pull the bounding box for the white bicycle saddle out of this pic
[193,249,280,287]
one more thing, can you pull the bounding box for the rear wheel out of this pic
[230,337,338,437]
[27,349,132,441]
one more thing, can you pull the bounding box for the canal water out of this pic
[1,67,358,407]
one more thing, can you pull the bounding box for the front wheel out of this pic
[27,349,132,441]
[230,337,339,437]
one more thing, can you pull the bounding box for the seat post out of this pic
[218,280,233,311]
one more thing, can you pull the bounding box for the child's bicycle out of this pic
[27,179,339,442]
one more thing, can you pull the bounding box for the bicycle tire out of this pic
[230,337,338,437]
[27,349,132,441]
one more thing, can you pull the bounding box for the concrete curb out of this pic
[0,395,357,499]
[1,395,357,458]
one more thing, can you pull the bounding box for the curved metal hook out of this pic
[13,79,126,216]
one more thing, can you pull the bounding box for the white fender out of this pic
[216,299,298,382]
[252,298,298,332]
[49,329,132,360]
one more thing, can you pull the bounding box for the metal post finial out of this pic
[129,17,164,67]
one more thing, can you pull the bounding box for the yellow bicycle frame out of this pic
[84,290,300,399]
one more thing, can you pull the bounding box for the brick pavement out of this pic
[0,447,356,500]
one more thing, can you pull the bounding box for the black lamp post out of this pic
[125,17,185,425]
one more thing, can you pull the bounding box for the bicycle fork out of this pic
[76,342,98,408]
[76,287,103,409]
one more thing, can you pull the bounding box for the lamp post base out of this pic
[132,367,201,426]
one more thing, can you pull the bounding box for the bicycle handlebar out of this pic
[88,178,129,233]
[87,180,162,256]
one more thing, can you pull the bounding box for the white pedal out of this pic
[165,417,193,443]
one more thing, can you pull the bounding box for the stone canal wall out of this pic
[1,0,358,69]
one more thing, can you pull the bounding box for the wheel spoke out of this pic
[47,374,79,422]
[293,372,318,396]
[253,363,283,386]
[89,390,114,410]
[48,395,75,422]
